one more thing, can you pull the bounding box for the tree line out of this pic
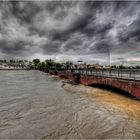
[32,59,140,70]
[32,59,73,70]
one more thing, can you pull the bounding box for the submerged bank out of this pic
[63,83,140,119]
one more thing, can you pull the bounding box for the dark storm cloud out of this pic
[90,40,111,53]
[64,39,82,52]
[41,40,62,54]
[0,39,31,55]
[0,1,140,64]
[34,1,102,41]
[81,21,114,38]
[6,1,42,24]
[118,12,140,43]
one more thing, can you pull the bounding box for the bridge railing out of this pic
[72,69,140,81]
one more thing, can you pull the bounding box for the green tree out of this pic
[65,61,73,69]
[45,59,55,69]
[119,65,126,69]
[87,64,92,70]
[33,59,40,68]
[10,60,15,63]
[37,62,48,70]
[55,62,63,69]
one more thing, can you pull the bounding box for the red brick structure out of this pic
[80,75,140,99]
[49,70,140,100]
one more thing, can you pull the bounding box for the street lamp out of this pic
[77,60,83,69]
[103,44,111,68]
[107,47,111,68]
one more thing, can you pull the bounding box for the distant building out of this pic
[91,64,102,69]
[0,59,30,69]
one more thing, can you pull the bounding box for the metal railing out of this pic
[72,69,140,81]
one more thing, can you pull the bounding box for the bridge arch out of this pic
[59,75,68,79]
[49,70,58,75]
[87,83,136,99]
[49,72,54,75]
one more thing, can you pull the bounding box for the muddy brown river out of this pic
[0,70,140,139]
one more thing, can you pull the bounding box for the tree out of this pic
[111,65,117,69]
[10,60,15,63]
[55,62,63,69]
[87,64,92,70]
[33,59,40,68]
[65,61,73,69]
[136,66,140,69]
[37,62,48,70]
[45,59,55,69]
[119,65,126,69]
[74,64,77,69]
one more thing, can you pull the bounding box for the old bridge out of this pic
[45,69,140,100]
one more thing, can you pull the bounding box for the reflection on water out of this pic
[0,70,140,139]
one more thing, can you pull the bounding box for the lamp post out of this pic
[77,60,83,74]
[102,44,111,68]
[102,44,111,77]
[108,47,111,68]
[77,60,83,68]
[106,46,111,68]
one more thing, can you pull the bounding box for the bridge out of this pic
[46,69,140,100]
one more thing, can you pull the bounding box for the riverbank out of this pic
[0,68,30,70]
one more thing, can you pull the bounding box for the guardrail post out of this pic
[129,70,131,78]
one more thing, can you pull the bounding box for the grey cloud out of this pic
[7,1,42,24]
[81,21,114,38]
[32,1,102,39]
[118,12,140,43]
[63,39,82,52]
[41,40,62,54]
[90,41,111,54]
[0,39,32,56]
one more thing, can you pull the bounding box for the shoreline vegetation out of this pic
[1,58,140,71]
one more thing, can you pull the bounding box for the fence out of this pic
[73,69,140,81]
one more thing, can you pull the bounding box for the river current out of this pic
[0,70,140,139]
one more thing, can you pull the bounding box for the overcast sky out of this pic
[0,1,140,65]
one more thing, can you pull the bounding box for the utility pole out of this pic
[107,46,111,68]
[102,44,111,68]
[77,60,83,74]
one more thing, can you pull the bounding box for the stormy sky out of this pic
[0,1,140,65]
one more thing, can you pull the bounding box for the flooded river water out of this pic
[0,70,140,139]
